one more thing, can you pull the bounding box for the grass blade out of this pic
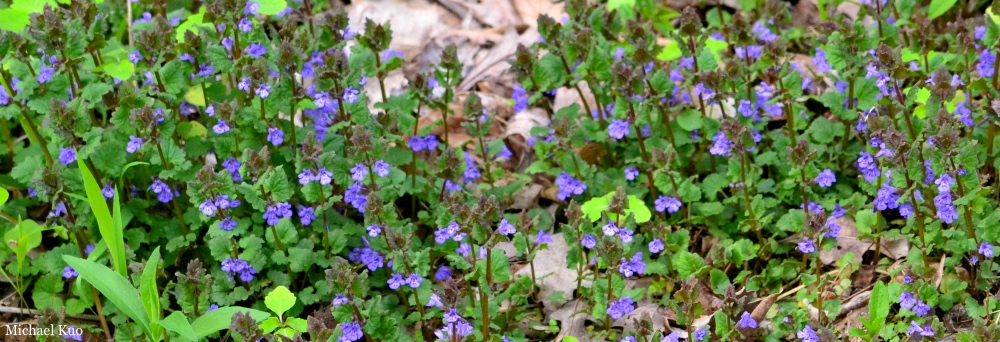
[141,247,163,341]
[79,158,127,277]
[63,255,152,337]
[190,306,270,339]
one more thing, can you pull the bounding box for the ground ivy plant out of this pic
[2,0,1000,341]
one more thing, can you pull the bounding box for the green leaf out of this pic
[0,188,8,207]
[625,195,651,223]
[184,84,207,107]
[175,7,210,43]
[867,281,889,336]
[264,285,296,319]
[672,251,707,279]
[6,219,46,274]
[102,60,136,81]
[191,307,270,338]
[0,9,31,32]
[709,269,731,294]
[928,0,957,19]
[259,317,281,333]
[80,159,126,277]
[657,40,682,61]
[580,192,613,222]
[159,311,198,342]
[855,210,877,235]
[63,256,152,337]
[254,0,288,15]
[140,247,162,339]
[676,110,703,131]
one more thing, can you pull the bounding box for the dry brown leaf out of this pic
[612,302,670,333]
[514,233,587,309]
[819,217,909,265]
[553,83,596,113]
[749,294,777,324]
[511,0,565,26]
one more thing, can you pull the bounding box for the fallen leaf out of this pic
[514,233,587,309]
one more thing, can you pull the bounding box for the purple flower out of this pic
[463,153,480,183]
[693,328,708,341]
[298,206,315,226]
[58,148,77,165]
[913,301,931,316]
[244,1,260,15]
[340,322,364,342]
[332,294,349,306]
[37,65,55,84]
[267,127,284,145]
[649,239,664,253]
[199,199,218,216]
[244,43,267,58]
[624,167,639,181]
[954,100,974,127]
[535,230,553,244]
[825,218,842,238]
[752,21,777,42]
[221,258,257,282]
[62,266,78,279]
[978,50,996,79]
[906,321,934,337]
[555,172,587,201]
[213,120,230,134]
[406,273,423,288]
[128,50,142,64]
[350,163,369,183]
[435,221,461,244]
[353,248,381,271]
[497,218,516,236]
[798,238,816,254]
[738,99,756,118]
[606,297,635,320]
[223,158,242,182]
[513,84,528,112]
[857,152,880,183]
[148,179,174,203]
[256,84,271,99]
[934,192,958,224]
[409,135,439,152]
[101,183,115,199]
[737,311,757,329]
[381,49,404,61]
[899,291,918,310]
[388,273,405,290]
[581,234,597,249]
[797,325,820,342]
[373,160,390,177]
[364,223,382,237]
[814,47,831,73]
[262,202,293,226]
[435,266,452,280]
[734,45,763,60]
[980,242,994,258]
[345,183,368,212]
[709,131,734,156]
[660,332,680,342]
[219,217,238,230]
[427,293,443,307]
[62,325,82,341]
[608,119,630,140]
[655,196,682,213]
[874,181,901,211]
[815,169,835,187]
[238,17,253,33]
[618,253,646,277]
[614,47,625,61]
